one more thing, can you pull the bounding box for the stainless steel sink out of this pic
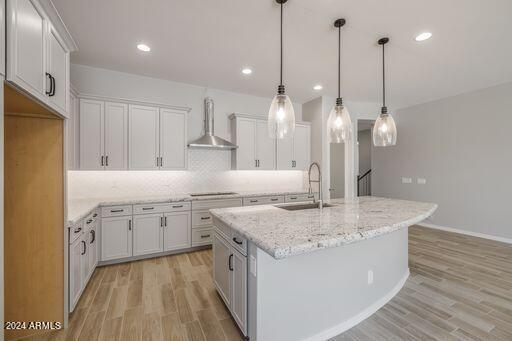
[276,202,335,211]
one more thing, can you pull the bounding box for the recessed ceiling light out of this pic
[241,67,253,75]
[137,43,151,52]
[313,84,323,91]
[415,32,432,42]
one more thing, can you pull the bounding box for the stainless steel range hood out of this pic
[188,97,238,150]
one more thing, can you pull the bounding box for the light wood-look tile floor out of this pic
[25,226,512,341]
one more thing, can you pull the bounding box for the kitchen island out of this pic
[210,196,437,341]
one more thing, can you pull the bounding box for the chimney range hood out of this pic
[188,97,238,150]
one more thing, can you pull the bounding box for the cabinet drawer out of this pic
[101,205,133,217]
[284,193,316,203]
[231,230,247,256]
[84,211,98,229]
[192,198,242,211]
[69,222,84,244]
[133,202,190,215]
[192,211,213,227]
[243,195,284,206]
[192,227,213,246]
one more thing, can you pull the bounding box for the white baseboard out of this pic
[304,269,410,341]
[418,222,512,245]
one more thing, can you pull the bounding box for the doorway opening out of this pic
[357,120,374,196]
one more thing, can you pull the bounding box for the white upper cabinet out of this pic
[104,102,128,170]
[277,123,311,170]
[255,121,276,170]
[128,104,160,170]
[66,90,79,170]
[231,115,276,170]
[47,24,68,114]
[159,109,187,170]
[6,0,76,118]
[80,100,104,170]
[7,0,46,96]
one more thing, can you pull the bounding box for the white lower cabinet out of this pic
[69,235,83,311]
[213,231,232,306]
[163,212,191,251]
[133,213,164,256]
[213,229,247,335]
[101,215,133,261]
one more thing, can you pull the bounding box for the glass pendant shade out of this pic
[373,112,397,146]
[327,104,352,143]
[268,93,295,139]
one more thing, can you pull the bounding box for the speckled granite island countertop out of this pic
[210,196,437,259]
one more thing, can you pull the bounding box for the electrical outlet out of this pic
[417,178,427,185]
[401,177,412,184]
[368,270,374,285]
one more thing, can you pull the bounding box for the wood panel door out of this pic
[101,216,132,261]
[5,112,64,340]
[79,99,104,170]
[163,212,191,251]
[159,109,187,170]
[104,102,128,170]
[133,214,164,256]
[128,104,159,170]
[255,120,275,170]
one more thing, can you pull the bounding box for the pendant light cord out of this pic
[338,25,341,99]
[382,43,386,108]
[280,2,283,87]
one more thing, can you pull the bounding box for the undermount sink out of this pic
[276,202,335,211]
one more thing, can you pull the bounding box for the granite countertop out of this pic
[210,196,437,260]
[67,189,311,226]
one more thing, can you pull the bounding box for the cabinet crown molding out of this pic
[78,92,192,113]
[230,113,311,126]
[39,0,78,51]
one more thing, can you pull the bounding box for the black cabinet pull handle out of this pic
[228,254,233,271]
[142,207,154,210]
[250,200,258,203]
[200,234,211,238]
[232,237,243,245]
[290,196,298,200]
[271,198,279,201]
[200,216,210,220]
[105,155,109,166]
[51,75,56,96]
[160,216,163,227]
[81,240,86,255]
[110,209,123,213]
[172,205,183,208]
[128,219,132,231]
[101,155,104,166]
[45,73,53,95]
[90,230,95,243]
[93,213,98,218]
[165,216,167,226]
[86,219,93,224]
[74,227,82,233]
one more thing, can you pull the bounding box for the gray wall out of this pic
[358,129,372,175]
[373,82,512,239]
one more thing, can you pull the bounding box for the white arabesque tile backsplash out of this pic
[68,149,306,199]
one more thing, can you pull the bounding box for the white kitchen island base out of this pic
[248,227,409,341]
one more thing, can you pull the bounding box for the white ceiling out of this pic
[54,0,512,108]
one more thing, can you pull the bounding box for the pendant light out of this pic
[268,0,295,139]
[373,37,397,146]
[327,18,352,144]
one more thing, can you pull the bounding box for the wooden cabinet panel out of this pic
[133,214,163,256]
[101,216,132,261]
[79,99,104,170]
[128,104,159,170]
[163,212,191,251]
[160,109,187,170]
[104,102,128,170]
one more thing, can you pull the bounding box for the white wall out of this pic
[358,129,372,175]
[373,82,512,240]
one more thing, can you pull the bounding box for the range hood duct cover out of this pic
[188,97,238,150]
